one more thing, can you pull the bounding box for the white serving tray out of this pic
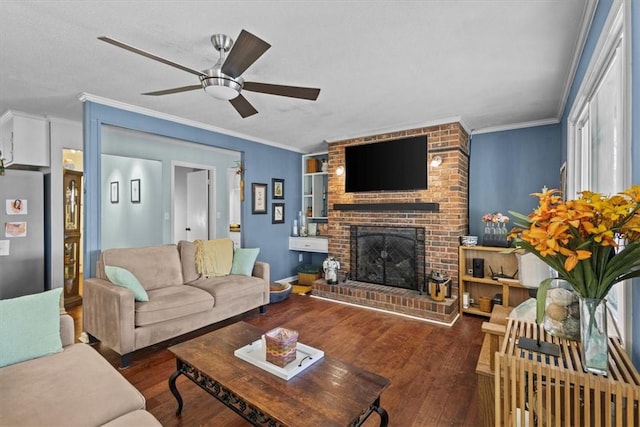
[234,339,324,380]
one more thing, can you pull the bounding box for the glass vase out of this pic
[579,297,608,376]
[543,280,580,340]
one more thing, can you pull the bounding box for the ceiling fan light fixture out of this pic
[203,77,241,100]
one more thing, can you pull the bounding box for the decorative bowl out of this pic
[461,235,478,246]
[269,282,292,304]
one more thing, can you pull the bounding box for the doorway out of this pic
[173,162,216,243]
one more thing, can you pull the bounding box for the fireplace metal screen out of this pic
[350,226,425,290]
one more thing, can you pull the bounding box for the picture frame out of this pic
[252,183,267,214]
[110,181,119,203]
[272,203,285,224]
[131,179,141,203]
[272,178,284,199]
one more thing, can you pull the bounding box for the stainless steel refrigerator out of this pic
[0,169,45,299]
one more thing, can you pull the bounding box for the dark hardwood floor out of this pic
[68,295,485,426]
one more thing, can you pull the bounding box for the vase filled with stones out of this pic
[543,279,580,341]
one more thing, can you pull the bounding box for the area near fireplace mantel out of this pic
[317,122,469,323]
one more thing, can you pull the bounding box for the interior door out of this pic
[186,170,209,241]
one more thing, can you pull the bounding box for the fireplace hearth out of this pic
[350,226,425,290]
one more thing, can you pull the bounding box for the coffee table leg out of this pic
[168,369,183,415]
[353,397,389,427]
[373,397,388,427]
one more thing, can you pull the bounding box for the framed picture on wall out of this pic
[272,203,285,224]
[131,179,141,203]
[252,183,267,214]
[110,181,119,203]
[272,178,284,199]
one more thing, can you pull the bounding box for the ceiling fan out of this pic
[98,30,321,118]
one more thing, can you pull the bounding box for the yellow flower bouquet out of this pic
[509,185,640,318]
[509,185,640,374]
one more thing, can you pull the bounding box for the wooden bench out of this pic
[495,318,640,427]
[475,305,512,427]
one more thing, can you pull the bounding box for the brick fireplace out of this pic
[312,122,469,324]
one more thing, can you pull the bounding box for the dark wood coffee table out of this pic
[168,321,390,426]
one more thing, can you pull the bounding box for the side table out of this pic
[495,318,640,426]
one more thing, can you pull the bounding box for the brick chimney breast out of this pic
[327,122,469,292]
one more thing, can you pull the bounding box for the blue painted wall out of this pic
[468,124,561,238]
[83,102,303,281]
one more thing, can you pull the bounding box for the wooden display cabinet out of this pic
[63,169,82,308]
[458,246,529,317]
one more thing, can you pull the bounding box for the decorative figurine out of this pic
[323,257,340,285]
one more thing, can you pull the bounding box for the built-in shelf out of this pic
[333,203,439,212]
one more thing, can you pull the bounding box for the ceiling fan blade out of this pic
[221,30,270,78]
[142,85,202,96]
[243,82,320,100]
[229,94,258,118]
[98,36,205,77]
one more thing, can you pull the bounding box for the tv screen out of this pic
[345,135,427,192]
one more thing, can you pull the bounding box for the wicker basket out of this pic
[478,296,493,313]
[265,327,298,367]
[298,271,321,285]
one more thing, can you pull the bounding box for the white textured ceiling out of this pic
[0,1,591,153]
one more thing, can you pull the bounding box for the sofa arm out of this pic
[60,314,75,347]
[82,278,136,356]
[252,261,270,283]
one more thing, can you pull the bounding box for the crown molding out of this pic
[77,93,306,153]
[324,116,470,144]
[472,118,560,135]
[555,0,599,121]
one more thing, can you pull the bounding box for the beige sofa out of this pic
[83,241,270,368]
[0,314,161,426]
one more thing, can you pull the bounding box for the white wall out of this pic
[101,154,163,249]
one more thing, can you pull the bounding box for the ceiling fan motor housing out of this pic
[201,68,243,100]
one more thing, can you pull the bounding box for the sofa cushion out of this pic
[195,238,234,277]
[0,343,146,426]
[104,265,150,301]
[178,240,200,283]
[101,244,183,291]
[230,247,260,276]
[0,288,63,367]
[189,274,265,300]
[135,285,214,326]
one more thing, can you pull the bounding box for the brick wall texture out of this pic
[327,122,469,291]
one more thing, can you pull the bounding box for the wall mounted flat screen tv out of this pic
[345,135,427,192]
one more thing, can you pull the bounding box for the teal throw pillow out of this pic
[0,288,63,367]
[104,265,149,302]
[230,248,260,276]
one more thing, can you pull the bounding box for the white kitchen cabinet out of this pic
[0,110,49,167]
